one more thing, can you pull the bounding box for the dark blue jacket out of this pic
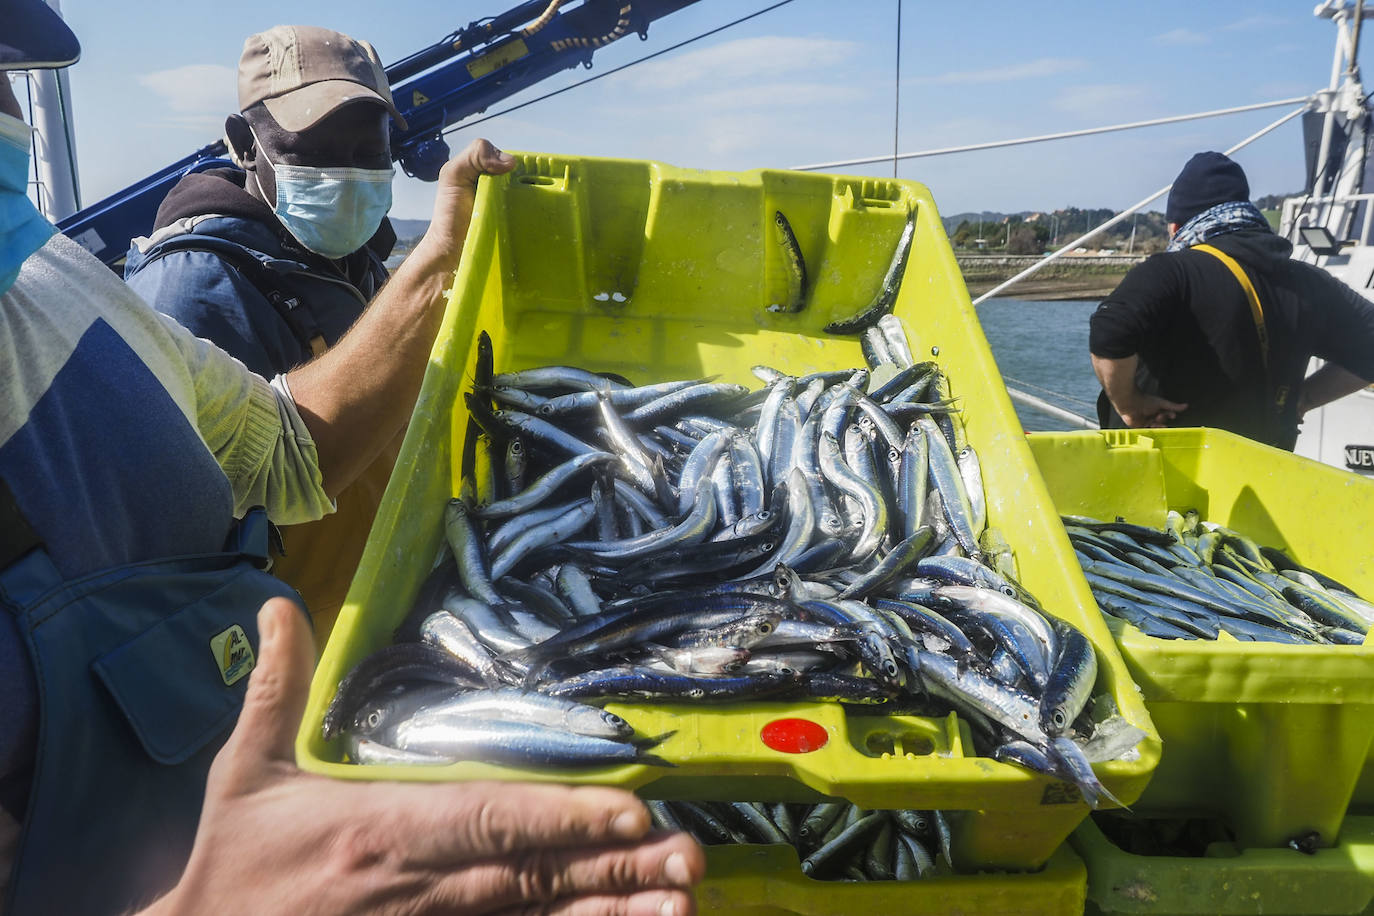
[124,167,393,377]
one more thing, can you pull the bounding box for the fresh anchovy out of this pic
[493,409,601,458]
[645,644,751,675]
[625,382,751,425]
[443,597,530,655]
[513,590,791,666]
[836,528,935,599]
[444,499,501,604]
[862,326,894,368]
[322,643,483,741]
[402,687,634,741]
[824,209,916,334]
[348,734,456,766]
[956,447,986,537]
[502,438,528,497]
[546,666,799,702]
[917,418,981,560]
[391,717,672,768]
[492,366,631,391]
[769,209,808,313]
[421,608,519,686]
[801,812,888,876]
[555,563,604,618]
[489,493,598,580]
[495,577,576,626]
[878,315,915,368]
[1040,622,1097,735]
[596,390,659,494]
[490,385,551,412]
[914,647,1046,744]
[537,379,704,417]
[817,432,887,561]
[564,479,717,561]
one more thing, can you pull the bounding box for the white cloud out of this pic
[911,57,1086,86]
[1154,28,1209,46]
[137,64,237,131]
[688,82,864,112]
[1052,84,1152,120]
[618,36,858,92]
[1224,14,1289,31]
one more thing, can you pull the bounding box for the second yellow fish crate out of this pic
[696,842,1087,915]
[296,152,1160,870]
[1026,428,1374,850]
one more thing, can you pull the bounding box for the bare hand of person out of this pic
[141,599,704,916]
[418,138,517,263]
[1118,393,1187,428]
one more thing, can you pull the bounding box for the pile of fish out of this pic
[1068,511,1373,644]
[648,800,953,881]
[324,315,1141,808]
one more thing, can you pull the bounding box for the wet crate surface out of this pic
[296,153,1160,870]
[1027,429,1374,849]
[1073,816,1374,916]
[697,842,1087,915]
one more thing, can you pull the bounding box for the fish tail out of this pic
[633,729,678,750]
[635,753,677,768]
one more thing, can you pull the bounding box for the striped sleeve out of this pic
[154,309,335,525]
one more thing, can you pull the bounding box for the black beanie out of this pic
[1166,152,1250,226]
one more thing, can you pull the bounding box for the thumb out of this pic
[224,597,317,771]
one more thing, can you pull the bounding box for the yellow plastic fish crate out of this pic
[695,842,1087,915]
[1026,428,1374,849]
[1072,815,1374,915]
[296,152,1160,870]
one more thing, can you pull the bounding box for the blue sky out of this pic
[27,0,1370,221]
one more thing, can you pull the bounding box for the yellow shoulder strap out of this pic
[1192,242,1269,371]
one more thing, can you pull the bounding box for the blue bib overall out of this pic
[1,508,301,915]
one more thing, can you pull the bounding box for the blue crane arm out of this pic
[57,0,701,267]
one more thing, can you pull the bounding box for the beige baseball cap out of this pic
[238,25,407,132]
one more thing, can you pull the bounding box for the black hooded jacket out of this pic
[1090,229,1374,448]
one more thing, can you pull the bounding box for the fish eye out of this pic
[1053,710,1067,729]
[511,440,524,454]
[758,511,771,520]
[1001,586,1016,597]
[758,622,773,634]
[761,542,775,552]
[366,710,382,729]
[886,662,899,675]
[606,712,627,726]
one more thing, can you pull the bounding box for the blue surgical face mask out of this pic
[249,126,394,260]
[0,111,57,296]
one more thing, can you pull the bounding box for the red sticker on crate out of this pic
[760,718,828,754]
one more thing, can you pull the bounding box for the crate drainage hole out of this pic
[864,732,935,758]
[519,176,557,186]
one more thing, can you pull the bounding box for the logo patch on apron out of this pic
[209,624,255,686]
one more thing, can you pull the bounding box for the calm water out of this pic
[976,298,1103,432]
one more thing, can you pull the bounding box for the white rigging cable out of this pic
[971,103,1311,306]
[792,97,1311,173]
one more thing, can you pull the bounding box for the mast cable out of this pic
[441,0,799,137]
[792,97,1311,172]
[971,104,1309,305]
[892,0,901,179]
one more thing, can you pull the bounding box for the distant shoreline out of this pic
[957,254,1139,301]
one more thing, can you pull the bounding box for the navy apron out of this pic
[1,506,303,915]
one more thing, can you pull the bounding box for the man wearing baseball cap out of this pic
[1090,150,1374,447]
[0,3,703,914]
[127,26,412,642]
